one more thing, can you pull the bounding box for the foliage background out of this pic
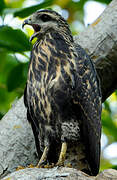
[0,0,117,172]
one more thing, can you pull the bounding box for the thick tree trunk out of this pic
[0,0,117,179]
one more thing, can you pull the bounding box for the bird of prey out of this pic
[22,9,102,176]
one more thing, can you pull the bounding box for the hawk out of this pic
[22,9,102,176]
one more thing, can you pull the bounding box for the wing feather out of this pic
[24,81,40,157]
[73,44,102,175]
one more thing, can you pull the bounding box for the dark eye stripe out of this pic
[40,14,51,22]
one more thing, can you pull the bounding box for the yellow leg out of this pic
[37,146,49,167]
[56,142,67,166]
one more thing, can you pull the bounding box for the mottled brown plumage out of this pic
[23,9,102,176]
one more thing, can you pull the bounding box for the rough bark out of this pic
[2,167,93,180]
[2,168,117,180]
[0,0,117,179]
[0,97,38,178]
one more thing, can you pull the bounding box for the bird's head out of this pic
[22,9,72,42]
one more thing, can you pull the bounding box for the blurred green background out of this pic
[0,0,117,172]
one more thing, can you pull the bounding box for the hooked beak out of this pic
[22,18,41,42]
[22,19,29,29]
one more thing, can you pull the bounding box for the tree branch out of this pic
[75,0,117,101]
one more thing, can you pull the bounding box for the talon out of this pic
[65,163,72,168]
[44,163,55,168]
[44,164,49,168]
[37,146,49,167]
[56,142,67,166]
[16,164,35,171]
[51,163,55,168]
[16,166,25,171]
[28,164,34,168]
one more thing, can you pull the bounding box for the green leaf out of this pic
[104,101,111,113]
[0,112,3,120]
[111,165,117,170]
[6,63,27,92]
[14,0,54,18]
[0,51,19,84]
[102,111,117,142]
[5,0,25,8]
[115,90,117,96]
[0,86,20,118]
[94,0,112,5]
[0,0,6,14]
[0,26,31,52]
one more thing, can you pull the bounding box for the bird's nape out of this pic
[22,9,72,42]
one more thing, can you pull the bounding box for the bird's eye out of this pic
[40,14,51,22]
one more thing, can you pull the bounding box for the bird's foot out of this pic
[36,162,54,168]
[28,164,35,168]
[65,163,72,168]
[16,166,25,171]
[36,146,49,168]
[16,164,35,171]
[56,142,67,167]
[43,163,54,168]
